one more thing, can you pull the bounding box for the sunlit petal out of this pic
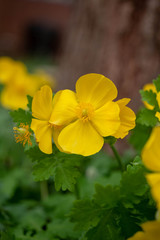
[142,127,160,171]
[142,220,160,239]
[146,173,160,209]
[127,231,145,240]
[92,101,120,136]
[32,85,53,120]
[31,119,52,154]
[58,119,104,156]
[76,73,118,109]
[50,89,78,125]
[113,98,136,139]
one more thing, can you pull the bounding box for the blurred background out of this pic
[0,0,160,110]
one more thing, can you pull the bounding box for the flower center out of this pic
[13,123,32,146]
[76,103,94,122]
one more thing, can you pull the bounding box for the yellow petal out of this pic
[146,173,160,209]
[92,101,120,136]
[155,112,160,121]
[142,127,160,171]
[76,73,118,109]
[142,221,160,239]
[113,98,136,139]
[50,89,78,125]
[143,83,157,110]
[31,119,53,154]
[127,231,145,240]
[52,125,67,153]
[156,92,160,109]
[32,85,53,120]
[58,120,104,156]
[1,86,28,110]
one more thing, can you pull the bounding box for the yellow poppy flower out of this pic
[128,221,160,240]
[1,68,53,110]
[50,73,135,156]
[31,85,62,154]
[142,127,160,209]
[0,57,27,84]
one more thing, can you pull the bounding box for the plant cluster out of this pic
[0,58,160,240]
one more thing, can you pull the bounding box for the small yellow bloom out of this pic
[31,85,62,154]
[0,57,27,84]
[13,123,32,146]
[1,65,53,110]
[50,73,135,156]
[142,126,160,209]
[128,221,160,240]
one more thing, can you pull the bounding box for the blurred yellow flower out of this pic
[31,85,62,154]
[50,73,135,156]
[0,58,54,110]
[142,126,160,209]
[0,57,27,84]
[128,221,160,240]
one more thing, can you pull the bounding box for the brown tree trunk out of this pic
[57,0,160,110]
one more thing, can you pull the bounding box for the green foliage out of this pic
[137,108,158,126]
[69,157,156,239]
[27,146,84,191]
[153,75,160,92]
[27,95,33,112]
[140,89,158,108]
[10,108,32,126]
[70,200,101,231]
[129,122,152,152]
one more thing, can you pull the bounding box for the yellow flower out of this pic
[1,67,53,110]
[50,73,135,156]
[13,123,32,146]
[0,57,27,84]
[128,221,160,240]
[142,126,160,209]
[31,85,62,154]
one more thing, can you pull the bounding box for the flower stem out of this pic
[110,144,124,172]
[74,183,80,199]
[40,181,49,200]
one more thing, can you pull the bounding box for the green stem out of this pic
[74,183,80,200]
[110,144,124,172]
[40,181,49,200]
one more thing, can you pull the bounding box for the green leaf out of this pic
[153,75,160,92]
[140,89,158,107]
[25,146,52,162]
[10,108,32,126]
[32,157,56,181]
[137,108,158,126]
[129,122,152,153]
[27,95,33,112]
[86,211,123,240]
[118,205,141,238]
[120,156,149,206]
[69,199,101,231]
[93,184,119,208]
[32,150,83,192]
